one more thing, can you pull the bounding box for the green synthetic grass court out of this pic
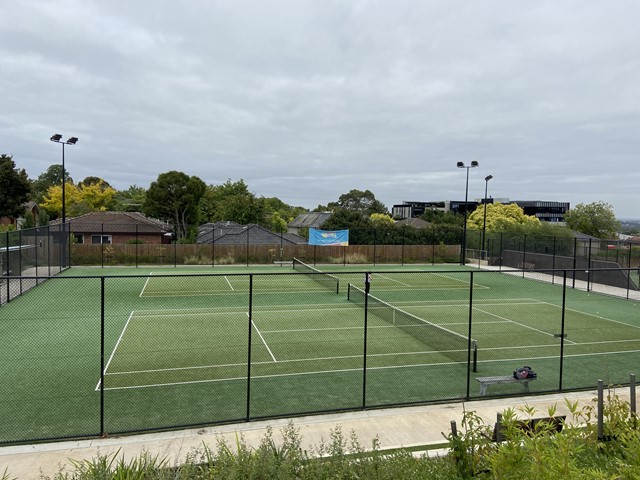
[1,263,640,443]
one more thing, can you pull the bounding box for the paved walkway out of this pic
[0,387,630,479]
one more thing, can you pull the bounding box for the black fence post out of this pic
[587,239,592,291]
[5,232,10,303]
[572,238,577,289]
[47,225,51,277]
[559,271,567,391]
[552,236,557,284]
[101,224,105,268]
[100,276,105,436]
[499,233,503,271]
[211,224,215,268]
[135,224,139,268]
[18,230,23,294]
[34,226,39,277]
[521,234,527,278]
[362,279,369,409]
[246,274,253,421]
[246,226,250,267]
[401,228,405,266]
[466,271,474,400]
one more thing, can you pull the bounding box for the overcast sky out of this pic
[2,1,640,218]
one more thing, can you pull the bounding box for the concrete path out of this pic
[0,387,629,479]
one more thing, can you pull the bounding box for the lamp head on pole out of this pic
[457,161,480,169]
[485,174,493,182]
[50,134,62,142]
[66,137,78,145]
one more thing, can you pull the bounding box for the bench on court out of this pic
[273,260,293,267]
[476,375,536,396]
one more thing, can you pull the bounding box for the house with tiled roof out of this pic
[287,212,332,235]
[197,221,307,245]
[61,211,172,244]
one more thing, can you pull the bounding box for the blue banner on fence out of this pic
[309,228,349,246]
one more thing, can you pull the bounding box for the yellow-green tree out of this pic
[467,203,540,232]
[42,180,116,218]
[370,213,395,228]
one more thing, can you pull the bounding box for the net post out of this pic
[347,283,351,301]
[336,278,339,295]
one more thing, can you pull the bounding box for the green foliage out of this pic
[421,209,464,226]
[270,211,288,233]
[467,202,541,233]
[143,171,206,241]
[199,179,304,230]
[0,154,31,220]
[200,178,264,225]
[564,201,621,239]
[113,185,147,212]
[370,212,395,228]
[327,188,388,215]
[31,164,71,203]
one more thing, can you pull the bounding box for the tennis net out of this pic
[348,283,477,368]
[292,258,340,294]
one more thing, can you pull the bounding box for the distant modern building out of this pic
[509,201,570,222]
[392,199,570,222]
[391,201,445,219]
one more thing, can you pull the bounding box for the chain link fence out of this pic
[1,267,640,443]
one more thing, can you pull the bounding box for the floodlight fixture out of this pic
[456,161,480,265]
[482,175,494,255]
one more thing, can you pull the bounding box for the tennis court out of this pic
[1,262,639,443]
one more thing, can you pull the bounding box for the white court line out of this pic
[472,306,577,345]
[374,273,412,287]
[139,273,153,298]
[539,300,640,331]
[224,276,234,291]
[101,347,640,391]
[95,311,135,390]
[249,313,277,362]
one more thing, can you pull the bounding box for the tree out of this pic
[79,176,112,190]
[327,189,388,216]
[200,179,264,225]
[270,212,288,233]
[31,164,73,203]
[0,154,32,219]
[564,202,620,239]
[143,171,206,242]
[467,203,541,233]
[41,179,117,218]
[113,185,147,212]
[370,213,395,228]
[420,209,463,226]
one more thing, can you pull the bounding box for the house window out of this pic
[91,235,112,244]
[74,234,84,244]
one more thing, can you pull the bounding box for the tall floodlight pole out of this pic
[50,134,78,225]
[50,134,78,269]
[456,161,479,265]
[482,175,493,257]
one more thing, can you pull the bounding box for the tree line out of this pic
[0,153,622,241]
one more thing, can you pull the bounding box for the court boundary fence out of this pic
[1,267,640,444]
